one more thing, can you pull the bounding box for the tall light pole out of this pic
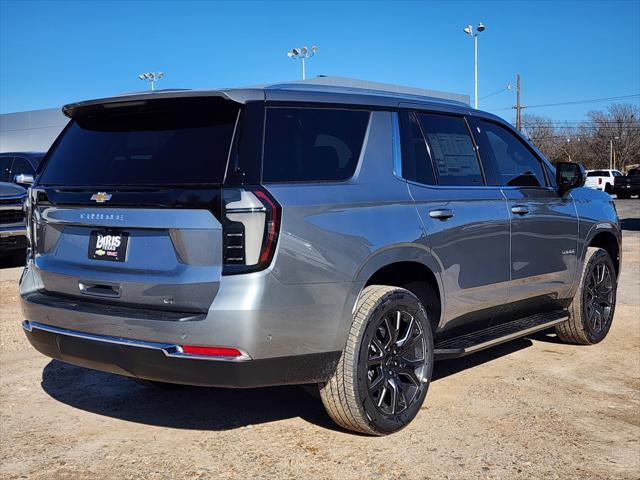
[138,72,164,91]
[287,46,318,80]
[463,23,486,109]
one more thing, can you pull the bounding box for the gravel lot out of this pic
[1,200,638,480]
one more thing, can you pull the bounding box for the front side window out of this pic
[480,121,547,187]
[417,113,483,186]
[612,171,623,177]
[262,107,370,182]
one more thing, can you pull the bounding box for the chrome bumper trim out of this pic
[22,320,252,361]
[0,204,23,211]
[0,226,26,238]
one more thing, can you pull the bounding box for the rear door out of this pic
[471,117,578,314]
[400,110,510,334]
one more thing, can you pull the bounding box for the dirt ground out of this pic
[1,200,638,480]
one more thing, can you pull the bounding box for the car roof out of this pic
[62,76,477,118]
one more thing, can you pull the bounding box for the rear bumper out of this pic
[612,185,640,196]
[23,321,340,388]
[20,263,358,360]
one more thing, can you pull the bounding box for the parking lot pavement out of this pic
[0,264,22,282]
[1,200,638,480]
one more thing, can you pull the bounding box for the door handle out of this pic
[429,208,454,220]
[511,205,530,215]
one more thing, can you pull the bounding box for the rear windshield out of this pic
[39,99,239,186]
[587,170,608,177]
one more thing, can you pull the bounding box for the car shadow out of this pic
[620,217,640,232]
[41,336,536,432]
[41,360,338,432]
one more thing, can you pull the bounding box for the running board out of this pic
[434,311,569,360]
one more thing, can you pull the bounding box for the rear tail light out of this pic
[222,186,281,274]
[598,178,602,185]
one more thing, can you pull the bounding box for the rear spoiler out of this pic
[62,88,265,118]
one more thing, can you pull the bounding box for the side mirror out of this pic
[556,162,586,193]
[14,173,34,186]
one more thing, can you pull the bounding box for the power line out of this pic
[526,133,640,140]
[496,93,640,111]
[523,121,637,125]
[479,83,512,101]
[523,124,640,129]
[522,124,640,128]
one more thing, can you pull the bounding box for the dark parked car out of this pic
[0,152,44,186]
[612,168,640,198]
[0,181,27,256]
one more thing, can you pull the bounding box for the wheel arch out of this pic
[353,246,444,333]
[588,230,620,276]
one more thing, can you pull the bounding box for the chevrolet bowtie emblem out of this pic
[90,192,112,203]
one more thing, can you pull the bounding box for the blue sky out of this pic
[1,0,639,123]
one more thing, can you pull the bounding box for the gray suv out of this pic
[20,83,620,435]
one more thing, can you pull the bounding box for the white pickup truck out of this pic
[585,169,623,193]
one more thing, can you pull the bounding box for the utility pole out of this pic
[609,136,619,169]
[515,74,522,131]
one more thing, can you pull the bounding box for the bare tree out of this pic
[521,114,560,160]
[519,103,640,170]
[587,103,640,170]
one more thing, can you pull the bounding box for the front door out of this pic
[471,118,578,314]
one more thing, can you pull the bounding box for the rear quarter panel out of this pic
[264,111,437,351]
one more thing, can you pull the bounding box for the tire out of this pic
[605,183,612,194]
[319,285,434,435]
[555,247,617,345]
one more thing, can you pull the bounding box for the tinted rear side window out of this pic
[417,113,483,186]
[399,111,436,185]
[262,107,370,182]
[39,99,239,186]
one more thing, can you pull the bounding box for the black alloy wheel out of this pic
[366,309,427,416]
